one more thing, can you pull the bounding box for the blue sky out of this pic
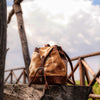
[92,0,100,5]
[7,0,13,6]
[7,0,100,6]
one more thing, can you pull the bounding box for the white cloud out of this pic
[6,0,100,73]
[95,37,100,42]
[77,33,85,39]
[84,39,91,45]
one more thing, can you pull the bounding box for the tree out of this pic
[0,0,7,99]
[7,0,30,75]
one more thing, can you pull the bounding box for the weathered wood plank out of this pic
[4,85,92,100]
[5,67,25,72]
[71,51,100,61]
[4,84,44,100]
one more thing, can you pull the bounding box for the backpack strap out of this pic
[39,47,54,89]
[29,47,54,89]
[28,66,49,89]
[44,45,75,85]
[56,45,76,85]
[40,47,54,67]
[62,50,76,85]
[28,67,44,87]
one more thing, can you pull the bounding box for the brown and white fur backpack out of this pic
[29,44,75,89]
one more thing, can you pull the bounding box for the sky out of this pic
[6,0,100,80]
[92,0,100,5]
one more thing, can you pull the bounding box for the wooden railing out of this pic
[4,51,100,99]
[69,51,100,100]
[5,67,28,84]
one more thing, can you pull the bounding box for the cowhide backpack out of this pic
[28,44,75,89]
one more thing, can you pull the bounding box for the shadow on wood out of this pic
[4,85,91,100]
[41,85,91,100]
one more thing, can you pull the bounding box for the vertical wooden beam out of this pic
[0,0,7,99]
[10,70,13,84]
[79,58,85,86]
[7,0,30,75]
[23,69,26,84]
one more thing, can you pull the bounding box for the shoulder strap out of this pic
[29,47,54,89]
[62,50,76,85]
[40,47,54,67]
[56,45,76,85]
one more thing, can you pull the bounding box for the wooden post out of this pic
[23,69,26,84]
[82,60,100,84]
[0,0,7,99]
[79,58,85,86]
[7,0,30,75]
[10,70,13,84]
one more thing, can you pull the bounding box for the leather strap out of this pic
[40,47,54,67]
[28,67,44,87]
[39,47,54,89]
[29,47,54,89]
[62,50,76,85]
[53,45,75,85]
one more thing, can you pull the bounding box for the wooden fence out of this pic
[4,51,100,99]
[69,51,100,99]
[4,67,28,84]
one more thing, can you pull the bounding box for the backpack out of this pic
[28,44,75,89]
